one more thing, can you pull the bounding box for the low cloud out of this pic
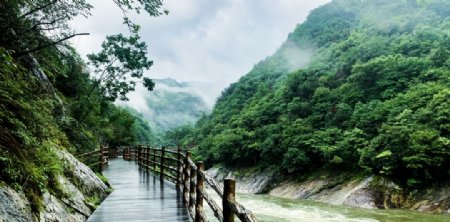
[70,0,330,108]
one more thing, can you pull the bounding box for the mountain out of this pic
[192,0,450,187]
[118,78,216,132]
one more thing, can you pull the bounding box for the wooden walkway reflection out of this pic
[87,158,191,222]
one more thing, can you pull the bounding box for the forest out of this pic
[174,0,450,188]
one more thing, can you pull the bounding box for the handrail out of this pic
[122,146,138,161]
[131,145,258,222]
[75,145,110,172]
[76,150,99,158]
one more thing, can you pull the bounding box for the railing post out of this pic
[143,146,146,168]
[160,146,165,181]
[137,145,141,164]
[183,151,191,204]
[223,179,236,222]
[176,147,182,189]
[141,146,144,167]
[103,146,107,166]
[137,146,140,165]
[139,146,145,167]
[98,145,103,172]
[146,145,150,171]
[153,147,157,170]
[141,145,144,165]
[189,161,197,215]
[195,162,204,222]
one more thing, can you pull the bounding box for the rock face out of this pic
[0,149,109,222]
[207,166,450,214]
[270,176,450,213]
[269,176,381,209]
[39,192,85,222]
[0,186,34,222]
[55,149,109,200]
[207,166,275,194]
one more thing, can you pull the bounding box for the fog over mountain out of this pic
[117,78,222,132]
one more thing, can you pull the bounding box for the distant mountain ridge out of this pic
[154,78,189,88]
[153,78,227,108]
[119,78,219,132]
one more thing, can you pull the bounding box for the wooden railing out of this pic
[123,146,137,161]
[108,148,119,158]
[132,146,258,222]
[76,145,109,172]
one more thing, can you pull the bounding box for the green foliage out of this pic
[0,0,166,216]
[192,0,450,187]
[95,173,109,185]
[0,47,65,212]
[87,34,154,101]
[163,125,195,147]
[127,108,162,145]
[1,40,159,216]
[1,0,166,104]
[0,0,92,56]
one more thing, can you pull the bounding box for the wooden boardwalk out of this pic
[87,158,191,222]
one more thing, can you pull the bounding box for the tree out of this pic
[0,0,92,56]
[86,0,168,101]
[1,0,167,101]
[87,33,154,101]
[163,125,194,147]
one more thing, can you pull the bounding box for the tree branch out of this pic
[30,16,67,30]
[37,26,63,31]
[112,0,129,13]
[13,33,90,57]
[20,0,59,18]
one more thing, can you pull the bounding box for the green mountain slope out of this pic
[193,0,450,187]
[0,1,159,216]
[120,78,210,132]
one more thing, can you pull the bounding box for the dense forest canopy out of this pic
[182,0,450,187]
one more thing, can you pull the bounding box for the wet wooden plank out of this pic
[87,158,191,222]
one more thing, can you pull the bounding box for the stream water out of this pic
[204,190,449,222]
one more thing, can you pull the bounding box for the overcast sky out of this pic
[70,0,330,87]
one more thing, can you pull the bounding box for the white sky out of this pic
[70,0,330,87]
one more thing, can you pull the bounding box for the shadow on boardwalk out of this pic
[87,158,191,222]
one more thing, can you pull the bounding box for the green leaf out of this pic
[376,150,392,158]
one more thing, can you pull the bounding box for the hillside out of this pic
[192,0,450,188]
[0,0,161,220]
[119,78,211,132]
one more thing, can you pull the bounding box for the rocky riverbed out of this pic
[207,166,450,214]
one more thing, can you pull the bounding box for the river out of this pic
[204,189,449,222]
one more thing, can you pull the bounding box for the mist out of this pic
[70,0,332,131]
